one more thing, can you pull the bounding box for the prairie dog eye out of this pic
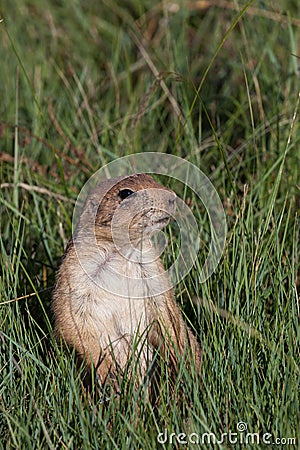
[118,189,135,200]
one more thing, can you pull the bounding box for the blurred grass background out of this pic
[0,0,299,449]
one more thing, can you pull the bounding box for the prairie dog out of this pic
[52,173,200,391]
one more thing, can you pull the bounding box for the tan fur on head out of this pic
[52,173,200,397]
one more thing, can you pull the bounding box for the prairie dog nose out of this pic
[168,194,176,206]
[166,191,177,212]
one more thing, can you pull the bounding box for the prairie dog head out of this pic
[77,173,176,250]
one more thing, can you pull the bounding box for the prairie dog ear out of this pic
[77,177,124,226]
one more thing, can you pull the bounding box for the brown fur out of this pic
[52,174,200,395]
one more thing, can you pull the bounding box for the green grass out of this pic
[0,0,299,448]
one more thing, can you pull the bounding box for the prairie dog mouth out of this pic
[139,209,171,223]
[155,215,170,225]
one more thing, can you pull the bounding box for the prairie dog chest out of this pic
[78,247,163,336]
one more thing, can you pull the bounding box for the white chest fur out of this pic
[67,242,167,355]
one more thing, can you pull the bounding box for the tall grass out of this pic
[0,1,299,448]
